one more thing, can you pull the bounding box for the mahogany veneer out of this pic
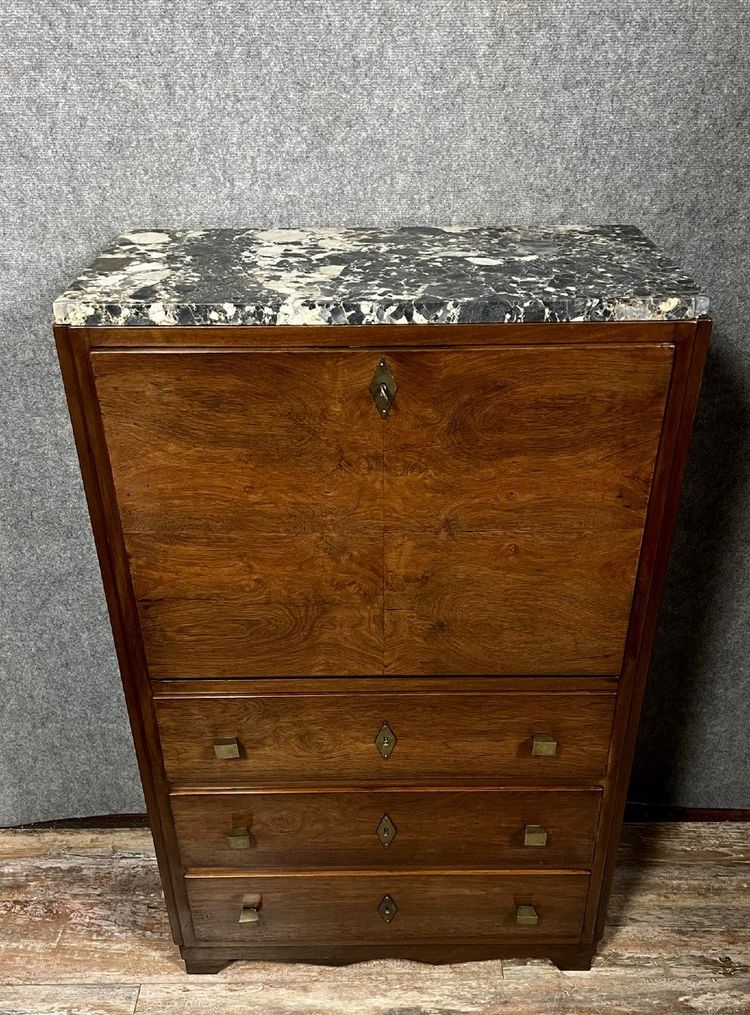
[55,318,709,972]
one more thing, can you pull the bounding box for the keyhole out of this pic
[379,383,389,416]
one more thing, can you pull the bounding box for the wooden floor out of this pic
[0,823,747,1014]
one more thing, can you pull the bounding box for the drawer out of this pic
[155,691,615,787]
[172,788,600,870]
[186,872,590,945]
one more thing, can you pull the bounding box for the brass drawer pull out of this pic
[374,721,397,759]
[524,824,548,847]
[531,734,558,757]
[239,904,261,925]
[516,904,539,926]
[213,737,240,760]
[227,826,252,850]
[370,359,397,418]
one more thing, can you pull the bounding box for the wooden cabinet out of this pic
[54,225,709,973]
[91,344,671,678]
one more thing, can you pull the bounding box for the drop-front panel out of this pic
[54,225,709,973]
[91,344,670,678]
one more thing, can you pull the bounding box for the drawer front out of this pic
[172,788,601,870]
[156,691,615,786]
[186,872,589,945]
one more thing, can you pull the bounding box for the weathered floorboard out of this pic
[0,984,139,1014]
[0,824,747,1014]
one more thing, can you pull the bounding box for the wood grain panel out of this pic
[155,691,615,787]
[155,675,620,695]
[185,872,590,945]
[130,533,383,678]
[91,350,384,677]
[385,529,642,675]
[91,351,382,534]
[127,531,379,603]
[139,599,383,679]
[382,345,673,532]
[171,788,601,870]
[84,320,690,349]
[381,344,673,674]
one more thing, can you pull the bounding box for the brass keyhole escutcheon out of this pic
[370,359,397,418]
[378,894,397,923]
[375,721,397,759]
[376,813,397,847]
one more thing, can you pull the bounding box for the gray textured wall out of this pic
[1,1,748,824]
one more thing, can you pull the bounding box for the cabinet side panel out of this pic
[583,320,710,943]
[54,325,194,947]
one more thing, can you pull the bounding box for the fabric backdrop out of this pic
[1,1,748,824]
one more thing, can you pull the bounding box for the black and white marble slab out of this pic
[53,225,708,326]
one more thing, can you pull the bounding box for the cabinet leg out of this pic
[183,957,230,975]
[552,945,595,971]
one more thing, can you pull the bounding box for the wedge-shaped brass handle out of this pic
[213,737,240,760]
[239,904,261,925]
[516,904,539,926]
[531,733,558,757]
[227,826,252,849]
[524,824,548,847]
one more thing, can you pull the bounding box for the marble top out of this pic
[53,225,708,327]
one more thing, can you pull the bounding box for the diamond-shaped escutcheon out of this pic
[369,359,397,418]
[374,721,397,759]
[376,813,397,847]
[377,894,397,923]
